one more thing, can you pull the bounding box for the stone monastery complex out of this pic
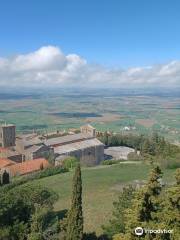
[0,123,104,176]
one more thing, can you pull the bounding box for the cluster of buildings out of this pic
[0,123,104,177]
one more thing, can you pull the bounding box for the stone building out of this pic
[0,124,16,147]
[16,134,53,161]
[16,133,42,153]
[4,158,50,177]
[0,147,22,163]
[45,132,93,147]
[80,124,96,137]
[24,144,54,160]
[45,125,104,166]
[54,138,104,166]
[1,123,104,166]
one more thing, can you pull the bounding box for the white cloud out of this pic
[12,46,67,71]
[0,45,179,88]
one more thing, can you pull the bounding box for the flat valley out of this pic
[0,88,179,143]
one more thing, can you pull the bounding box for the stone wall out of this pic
[56,144,104,167]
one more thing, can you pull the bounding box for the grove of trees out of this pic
[99,132,180,169]
[105,167,180,240]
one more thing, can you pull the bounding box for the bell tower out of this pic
[0,124,16,147]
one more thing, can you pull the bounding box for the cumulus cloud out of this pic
[0,45,179,88]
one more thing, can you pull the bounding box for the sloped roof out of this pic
[25,144,49,154]
[81,124,95,129]
[16,134,43,147]
[7,158,50,176]
[0,158,16,168]
[54,138,104,155]
[45,133,92,146]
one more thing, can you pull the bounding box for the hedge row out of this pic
[0,166,68,193]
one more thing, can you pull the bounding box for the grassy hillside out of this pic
[27,163,175,235]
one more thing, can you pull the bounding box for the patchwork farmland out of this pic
[0,89,179,143]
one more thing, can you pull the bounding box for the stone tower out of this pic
[0,124,16,147]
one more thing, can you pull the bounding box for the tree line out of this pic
[99,132,180,169]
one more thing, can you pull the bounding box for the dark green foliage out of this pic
[99,132,180,169]
[66,164,83,240]
[165,158,180,169]
[83,232,109,239]
[124,166,163,239]
[147,165,163,196]
[110,167,180,240]
[2,170,10,185]
[27,205,52,240]
[36,166,68,179]
[103,185,134,238]
[140,135,180,169]
[0,221,28,240]
[175,168,180,185]
[47,151,55,165]
[99,133,145,149]
[0,166,68,195]
[0,183,58,240]
[162,174,180,240]
[101,131,109,145]
[102,159,126,165]
[27,232,43,240]
[63,157,79,170]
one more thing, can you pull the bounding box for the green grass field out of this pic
[26,163,176,235]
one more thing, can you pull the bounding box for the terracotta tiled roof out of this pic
[7,158,50,176]
[0,158,16,168]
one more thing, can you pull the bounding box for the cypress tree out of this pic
[2,170,10,185]
[103,131,109,145]
[125,166,163,239]
[66,163,83,240]
[158,168,180,240]
[175,168,180,185]
[103,185,134,238]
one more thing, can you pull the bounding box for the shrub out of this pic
[1,170,10,185]
[102,159,125,165]
[0,166,68,194]
[166,159,180,169]
[62,157,79,170]
[35,166,68,179]
[0,184,58,240]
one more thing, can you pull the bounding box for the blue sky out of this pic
[0,0,180,88]
[1,0,180,67]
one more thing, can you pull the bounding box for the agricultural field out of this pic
[25,163,176,235]
[0,88,179,142]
